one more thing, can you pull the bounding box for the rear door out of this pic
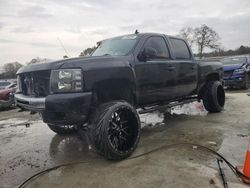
[168,38,198,97]
[134,36,177,105]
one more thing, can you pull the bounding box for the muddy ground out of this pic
[0,89,249,188]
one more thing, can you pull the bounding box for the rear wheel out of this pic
[47,124,77,134]
[88,101,141,160]
[202,81,225,113]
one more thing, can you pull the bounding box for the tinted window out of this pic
[170,38,190,59]
[143,37,170,59]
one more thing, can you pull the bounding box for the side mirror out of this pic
[138,47,157,61]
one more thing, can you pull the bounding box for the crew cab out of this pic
[15,33,225,160]
[221,56,250,89]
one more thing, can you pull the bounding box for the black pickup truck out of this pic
[15,33,225,160]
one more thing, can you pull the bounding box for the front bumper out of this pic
[15,94,45,111]
[15,92,92,125]
[223,73,246,87]
[224,79,245,87]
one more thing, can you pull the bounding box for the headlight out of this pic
[50,69,83,93]
[233,68,245,74]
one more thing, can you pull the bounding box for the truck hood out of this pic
[223,64,243,71]
[17,56,131,74]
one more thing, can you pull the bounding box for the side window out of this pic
[170,38,191,59]
[143,37,170,59]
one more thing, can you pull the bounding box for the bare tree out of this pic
[194,24,220,58]
[0,62,23,79]
[79,46,97,56]
[178,27,195,47]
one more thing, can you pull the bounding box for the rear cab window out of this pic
[169,38,191,59]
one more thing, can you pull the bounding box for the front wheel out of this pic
[88,101,141,160]
[202,81,225,113]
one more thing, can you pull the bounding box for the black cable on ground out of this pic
[18,161,90,188]
[18,143,250,188]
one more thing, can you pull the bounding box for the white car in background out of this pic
[0,80,17,90]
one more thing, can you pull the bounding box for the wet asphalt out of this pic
[0,89,249,188]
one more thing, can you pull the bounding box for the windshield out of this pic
[221,57,246,65]
[91,35,138,56]
[0,82,10,87]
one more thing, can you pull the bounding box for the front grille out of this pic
[19,70,51,97]
[224,70,233,78]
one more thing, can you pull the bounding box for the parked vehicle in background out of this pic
[0,87,16,110]
[15,33,225,160]
[221,56,250,89]
[0,80,17,110]
[0,79,17,90]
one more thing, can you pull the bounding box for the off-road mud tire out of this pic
[88,101,141,160]
[203,81,225,113]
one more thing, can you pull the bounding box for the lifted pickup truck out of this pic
[15,33,225,160]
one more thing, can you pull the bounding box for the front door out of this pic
[134,36,177,105]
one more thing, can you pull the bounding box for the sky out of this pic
[0,0,250,65]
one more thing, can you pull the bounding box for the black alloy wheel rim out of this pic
[108,107,138,153]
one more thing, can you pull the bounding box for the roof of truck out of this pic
[101,32,183,42]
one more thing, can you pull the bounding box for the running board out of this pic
[138,97,198,114]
